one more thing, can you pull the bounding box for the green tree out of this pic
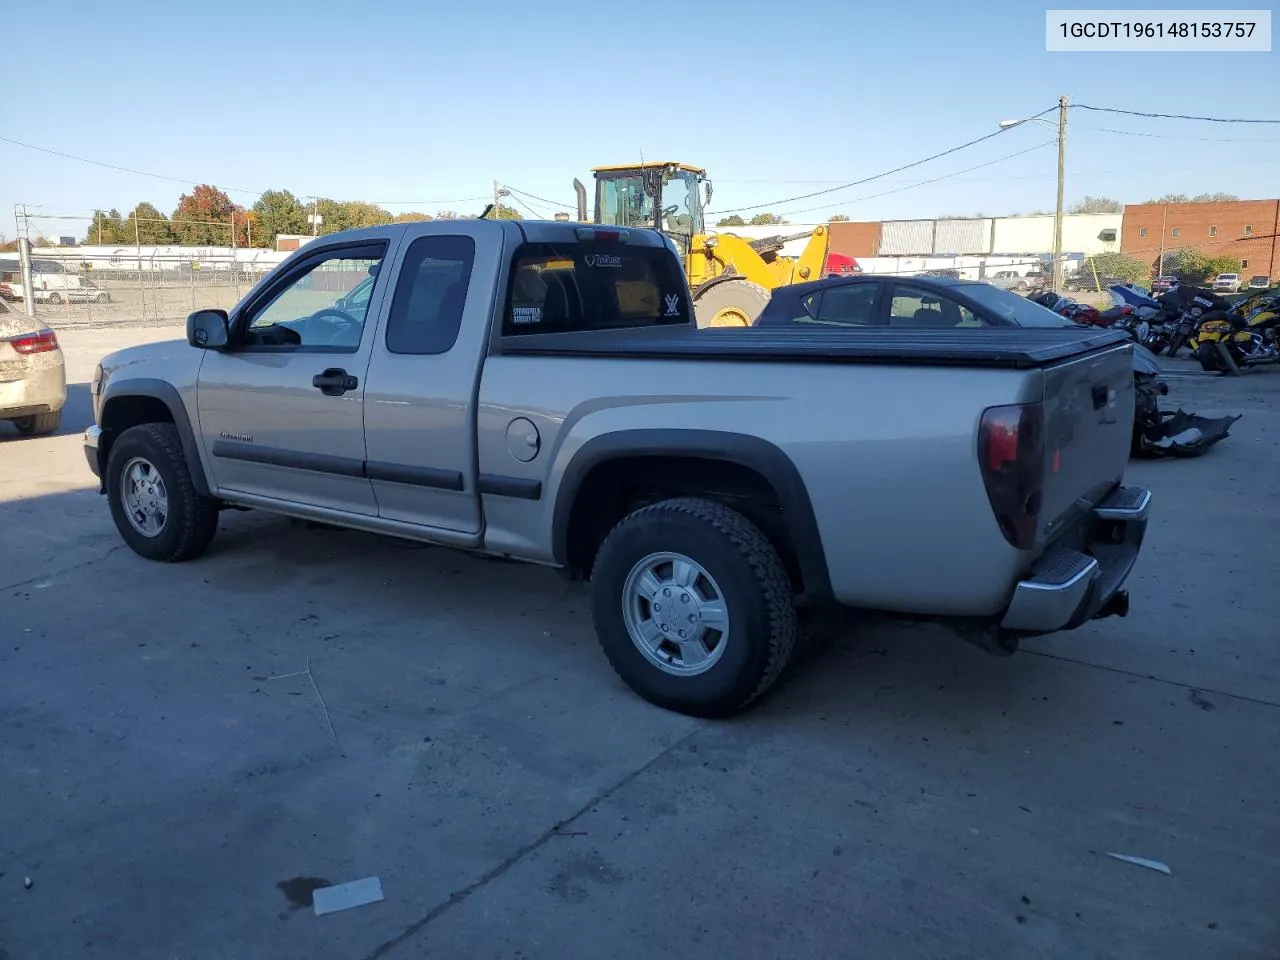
[125,202,174,244]
[392,211,433,223]
[715,214,745,227]
[749,212,787,225]
[1080,252,1150,285]
[1069,196,1123,214]
[828,214,850,222]
[1164,247,1242,284]
[489,203,521,220]
[84,209,128,244]
[251,189,309,247]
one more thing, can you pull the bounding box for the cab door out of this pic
[196,237,397,516]
[361,222,506,535]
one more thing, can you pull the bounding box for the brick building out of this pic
[1121,199,1280,281]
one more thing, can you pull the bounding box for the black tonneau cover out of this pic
[498,326,1133,370]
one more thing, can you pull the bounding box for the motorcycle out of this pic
[1195,294,1280,373]
[1157,285,1231,357]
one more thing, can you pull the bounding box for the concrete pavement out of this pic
[2,326,1278,959]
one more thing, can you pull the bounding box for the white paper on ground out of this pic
[312,876,385,916]
[1107,853,1172,875]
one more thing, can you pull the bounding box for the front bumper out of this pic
[1000,485,1151,636]
[84,425,103,480]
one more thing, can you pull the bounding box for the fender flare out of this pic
[551,428,832,601]
[690,272,747,300]
[98,377,212,498]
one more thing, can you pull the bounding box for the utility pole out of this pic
[1051,95,1068,293]
[135,212,145,321]
[15,204,37,319]
[493,180,501,216]
[312,196,319,237]
[1159,203,1168,275]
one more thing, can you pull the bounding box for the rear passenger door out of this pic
[361,223,504,537]
[886,283,985,328]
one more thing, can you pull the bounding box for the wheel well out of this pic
[100,395,175,462]
[564,456,804,593]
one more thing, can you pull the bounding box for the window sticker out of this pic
[511,305,543,325]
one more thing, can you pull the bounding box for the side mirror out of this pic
[704,180,714,206]
[187,308,229,350]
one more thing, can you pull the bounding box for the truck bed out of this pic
[497,326,1134,369]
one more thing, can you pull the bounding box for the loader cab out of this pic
[590,163,711,255]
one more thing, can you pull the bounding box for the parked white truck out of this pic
[84,219,1151,716]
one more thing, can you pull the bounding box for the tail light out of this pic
[9,331,59,354]
[978,403,1045,550]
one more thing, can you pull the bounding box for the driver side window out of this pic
[243,245,386,351]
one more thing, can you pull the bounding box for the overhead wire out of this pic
[759,141,1057,220]
[707,105,1059,216]
[1074,104,1280,124]
[503,185,577,210]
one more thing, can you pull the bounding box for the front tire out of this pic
[106,422,218,562]
[693,278,771,328]
[1197,342,1225,372]
[590,497,797,717]
[13,410,61,436]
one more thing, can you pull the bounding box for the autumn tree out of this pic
[392,212,433,223]
[716,215,745,227]
[749,213,787,225]
[829,214,850,222]
[172,185,243,245]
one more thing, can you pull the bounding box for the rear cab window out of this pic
[502,241,691,336]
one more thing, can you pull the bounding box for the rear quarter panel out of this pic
[477,356,1044,616]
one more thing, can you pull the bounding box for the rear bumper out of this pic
[1000,485,1151,636]
[0,363,66,418]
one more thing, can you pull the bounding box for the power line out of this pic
[708,106,1059,216]
[0,134,265,194]
[756,141,1057,221]
[1074,122,1280,144]
[503,185,577,210]
[505,194,547,220]
[1075,104,1280,124]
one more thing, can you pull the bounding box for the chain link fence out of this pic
[2,248,286,328]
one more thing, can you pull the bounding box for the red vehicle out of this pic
[825,252,862,277]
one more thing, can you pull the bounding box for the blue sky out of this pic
[3,0,1277,241]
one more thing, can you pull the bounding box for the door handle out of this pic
[312,367,359,396]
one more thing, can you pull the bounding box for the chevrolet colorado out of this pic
[85,219,1150,717]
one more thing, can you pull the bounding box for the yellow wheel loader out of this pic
[572,162,831,327]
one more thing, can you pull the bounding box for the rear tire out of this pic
[693,278,771,328]
[590,497,797,717]
[106,422,218,562]
[47,293,63,305]
[13,410,61,436]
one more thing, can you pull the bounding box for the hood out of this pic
[99,337,199,384]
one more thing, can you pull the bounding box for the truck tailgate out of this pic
[1039,341,1134,544]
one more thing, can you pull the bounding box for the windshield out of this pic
[957,283,1075,327]
[596,174,657,229]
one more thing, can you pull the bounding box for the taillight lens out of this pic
[978,403,1045,550]
[10,331,59,354]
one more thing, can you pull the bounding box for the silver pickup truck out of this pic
[85,219,1150,717]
